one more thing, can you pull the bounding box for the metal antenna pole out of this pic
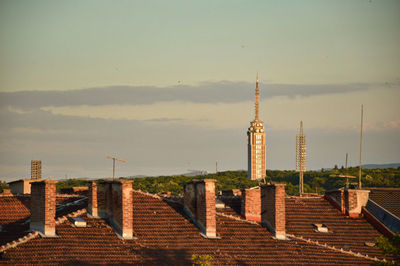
[107,156,126,181]
[113,159,116,180]
[345,153,348,169]
[359,105,363,189]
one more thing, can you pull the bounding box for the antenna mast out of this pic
[359,104,363,188]
[296,121,306,195]
[107,156,126,180]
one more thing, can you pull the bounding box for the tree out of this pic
[191,254,213,266]
[375,232,400,264]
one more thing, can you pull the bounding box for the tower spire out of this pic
[255,73,260,120]
[300,120,303,135]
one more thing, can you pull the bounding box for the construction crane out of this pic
[107,156,126,180]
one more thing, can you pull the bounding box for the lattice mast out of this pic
[359,104,364,188]
[296,121,306,194]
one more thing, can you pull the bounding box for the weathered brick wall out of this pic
[95,180,133,239]
[97,182,107,218]
[183,182,197,218]
[274,184,286,238]
[326,189,369,217]
[344,190,357,213]
[203,180,216,237]
[121,181,133,239]
[88,181,98,217]
[261,184,285,239]
[30,180,57,236]
[241,188,261,222]
[183,179,216,237]
[345,189,370,217]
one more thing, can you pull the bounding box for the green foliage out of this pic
[126,167,400,196]
[130,171,259,195]
[0,180,9,193]
[377,233,400,255]
[56,179,89,193]
[191,254,213,266]
[375,233,400,265]
[52,167,400,196]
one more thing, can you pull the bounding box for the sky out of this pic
[0,0,399,181]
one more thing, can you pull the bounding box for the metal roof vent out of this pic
[70,217,87,227]
[313,223,329,233]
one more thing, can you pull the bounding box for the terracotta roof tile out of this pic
[286,196,387,260]
[0,191,386,265]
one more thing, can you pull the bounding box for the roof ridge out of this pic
[0,208,87,254]
[216,212,259,225]
[55,208,87,225]
[0,231,39,253]
[133,190,184,205]
[286,233,387,263]
[133,190,163,200]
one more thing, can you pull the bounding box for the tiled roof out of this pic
[367,188,400,218]
[0,196,30,225]
[0,191,377,265]
[286,196,387,260]
[0,194,87,247]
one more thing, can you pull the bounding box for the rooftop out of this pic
[0,189,392,265]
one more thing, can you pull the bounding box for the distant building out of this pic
[31,160,41,180]
[247,74,266,180]
[8,179,37,194]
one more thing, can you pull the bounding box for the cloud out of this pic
[0,81,381,110]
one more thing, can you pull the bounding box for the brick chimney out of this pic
[94,180,133,239]
[30,180,57,237]
[261,184,286,240]
[325,188,370,218]
[241,187,261,222]
[184,179,217,238]
[88,181,98,217]
[344,189,370,217]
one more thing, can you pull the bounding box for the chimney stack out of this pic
[184,179,217,238]
[326,188,370,217]
[30,180,57,237]
[88,181,98,217]
[241,187,261,222]
[261,184,286,240]
[93,180,133,239]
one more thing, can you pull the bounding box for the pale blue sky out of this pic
[0,1,399,180]
[1,0,399,90]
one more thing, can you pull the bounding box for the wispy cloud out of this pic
[0,81,382,110]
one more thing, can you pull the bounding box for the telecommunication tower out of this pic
[296,121,306,194]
